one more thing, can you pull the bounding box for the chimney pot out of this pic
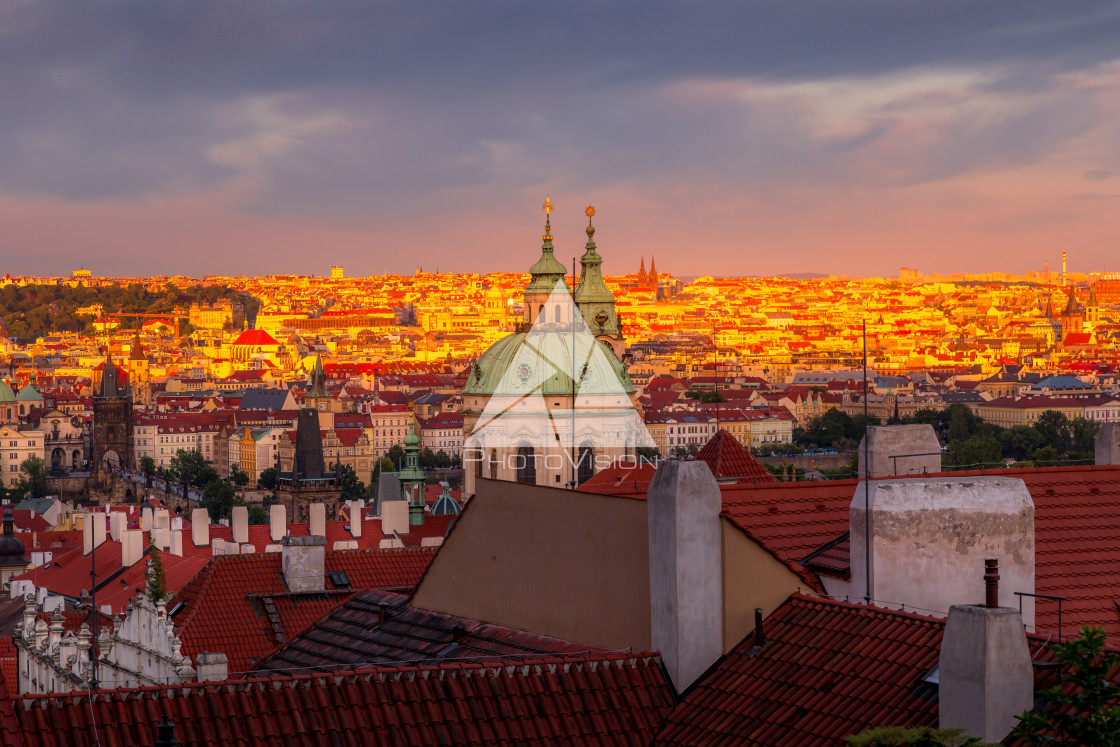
[984,557,1000,608]
[754,608,765,648]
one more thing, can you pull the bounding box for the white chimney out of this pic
[270,504,286,542]
[154,508,170,530]
[152,525,171,551]
[281,535,326,592]
[195,651,228,682]
[81,514,92,555]
[1097,422,1120,465]
[858,424,941,478]
[191,508,210,547]
[211,538,225,556]
[141,506,153,532]
[170,529,183,557]
[851,477,1036,627]
[121,529,144,567]
[381,500,409,536]
[940,561,1034,743]
[92,514,106,550]
[109,512,125,542]
[648,459,724,692]
[333,540,358,550]
[309,503,326,537]
[231,506,248,545]
[348,500,363,539]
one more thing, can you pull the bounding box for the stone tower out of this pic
[275,407,342,522]
[92,350,133,479]
[128,334,151,406]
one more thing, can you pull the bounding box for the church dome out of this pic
[0,381,15,404]
[463,330,634,399]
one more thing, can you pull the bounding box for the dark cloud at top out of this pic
[0,0,1118,274]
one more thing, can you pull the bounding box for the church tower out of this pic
[305,353,334,426]
[574,206,625,358]
[92,349,134,480]
[637,256,648,284]
[647,256,658,292]
[523,198,569,326]
[1088,283,1100,326]
[128,333,151,406]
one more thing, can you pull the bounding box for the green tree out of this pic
[948,434,1002,467]
[1070,417,1102,456]
[229,464,250,488]
[338,464,366,503]
[168,449,218,497]
[386,444,405,470]
[139,455,156,484]
[145,536,166,603]
[1033,411,1073,455]
[200,479,237,523]
[699,390,727,403]
[999,426,1044,461]
[797,409,854,449]
[247,504,269,525]
[418,447,437,470]
[434,449,451,469]
[258,466,278,490]
[18,456,48,499]
[1015,626,1120,746]
[846,726,991,746]
[947,405,974,443]
[1034,445,1059,467]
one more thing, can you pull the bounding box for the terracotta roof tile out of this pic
[255,589,617,676]
[15,654,673,747]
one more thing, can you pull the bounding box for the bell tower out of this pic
[523,197,569,326]
[574,205,625,358]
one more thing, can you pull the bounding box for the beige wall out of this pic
[413,477,809,657]
[721,519,806,652]
[411,478,653,651]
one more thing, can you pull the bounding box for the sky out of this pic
[1,1,1118,279]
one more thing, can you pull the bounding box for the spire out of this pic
[1043,296,1053,318]
[574,205,616,305]
[638,255,647,282]
[129,333,147,362]
[399,421,427,525]
[306,353,329,399]
[1063,286,1080,315]
[649,255,657,280]
[99,348,119,398]
[525,197,568,294]
[1089,283,1098,307]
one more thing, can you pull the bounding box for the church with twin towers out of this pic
[461,200,654,497]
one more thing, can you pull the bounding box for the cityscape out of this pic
[3,2,1120,746]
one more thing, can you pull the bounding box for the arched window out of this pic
[516,445,536,484]
[538,305,545,322]
[554,304,562,323]
[577,445,595,485]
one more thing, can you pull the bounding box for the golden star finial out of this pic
[585,204,595,219]
[542,197,553,215]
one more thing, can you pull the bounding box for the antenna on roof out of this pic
[863,319,871,605]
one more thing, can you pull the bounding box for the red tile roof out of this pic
[172,547,437,675]
[255,588,617,676]
[694,429,777,482]
[655,594,945,745]
[231,329,279,346]
[15,654,673,747]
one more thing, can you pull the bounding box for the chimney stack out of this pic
[1097,423,1120,466]
[851,477,1036,627]
[191,508,210,547]
[309,503,326,538]
[381,500,409,536]
[939,559,1034,743]
[231,506,248,545]
[121,529,144,567]
[348,500,363,538]
[269,504,286,542]
[170,529,183,557]
[281,534,326,592]
[109,512,125,542]
[195,651,228,682]
[984,557,999,608]
[857,424,941,479]
[647,459,724,692]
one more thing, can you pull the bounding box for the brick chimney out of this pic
[281,534,325,592]
[939,558,1034,742]
[647,459,724,692]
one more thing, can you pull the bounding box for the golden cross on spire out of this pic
[542,197,553,215]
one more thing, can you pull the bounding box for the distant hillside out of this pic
[0,283,258,343]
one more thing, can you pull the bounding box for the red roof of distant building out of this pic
[231,329,279,346]
[695,429,777,482]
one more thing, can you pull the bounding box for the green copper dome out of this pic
[525,215,569,295]
[463,331,634,399]
[0,381,15,404]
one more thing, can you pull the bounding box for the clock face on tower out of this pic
[318,403,326,411]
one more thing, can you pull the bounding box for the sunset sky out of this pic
[1,1,1118,278]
